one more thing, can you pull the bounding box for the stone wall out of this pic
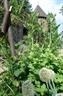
[38,18,48,32]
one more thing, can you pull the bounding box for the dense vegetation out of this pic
[0,0,63,96]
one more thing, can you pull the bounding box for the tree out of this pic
[60,6,63,15]
[0,0,32,56]
[0,0,16,56]
[10,0,32,22]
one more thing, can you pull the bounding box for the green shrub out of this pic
[0,43,63,96]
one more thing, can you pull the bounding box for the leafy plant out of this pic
[0,1,63,96]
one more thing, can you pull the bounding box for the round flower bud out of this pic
[22,80,35,96]
[39,68,55,82]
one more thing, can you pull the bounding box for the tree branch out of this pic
[4,0,9,11]
[2,0,16,56]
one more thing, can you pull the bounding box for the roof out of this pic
[34,5,47,18]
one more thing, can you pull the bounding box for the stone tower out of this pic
[35,5,48,32]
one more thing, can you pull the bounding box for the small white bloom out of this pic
[39,68,55,82]
[22,80,35,96]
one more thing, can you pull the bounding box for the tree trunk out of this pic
[8,27,15,56]
[2,0,16,56]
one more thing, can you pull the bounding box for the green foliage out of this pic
[0,37,11,57]
[10,0,32,23]
[47,13,61,51]
[0,1,63,96]
[46,80,57,96]
[25,13,61,52]
[0,43,63,96]
[60,32,63,48]
[25,13,44,45]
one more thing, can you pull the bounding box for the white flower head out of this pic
[22,80,35,96]
[39,67,55,82]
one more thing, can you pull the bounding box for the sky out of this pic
[29,0,63,32]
